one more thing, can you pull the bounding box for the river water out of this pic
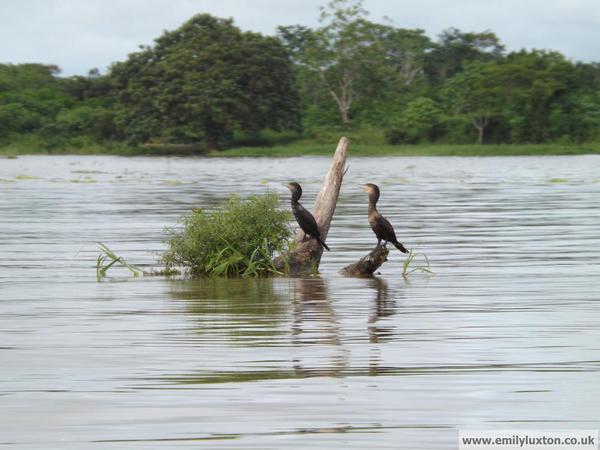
[1,154,599,449]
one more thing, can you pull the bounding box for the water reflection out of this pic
[169,277,287,344]
[162,275,406,383]
[365,276,403,377]
[368,277,397,344]
[291,277,340,345]
[291,277,347,378]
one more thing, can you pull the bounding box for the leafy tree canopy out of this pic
[110,14,300,148]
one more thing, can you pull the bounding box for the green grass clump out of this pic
[96,242,144,280]
[162,192,293,276]
[402,249,434,277]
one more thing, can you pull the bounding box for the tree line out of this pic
[1,0,599,150]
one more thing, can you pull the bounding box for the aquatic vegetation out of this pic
[69,178,97,183]
[160,179,190,185]
[71,170,106,174]
[14,174,41,180]
[548,178,568,183]
[162,192,293,276]
[144,267,181,276]
[402,249,433,277]
[96,242,144,280]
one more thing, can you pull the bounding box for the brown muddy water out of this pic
[1,155,599,449]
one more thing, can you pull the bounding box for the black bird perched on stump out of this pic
[286,182,330,251]
[362,183,408,253]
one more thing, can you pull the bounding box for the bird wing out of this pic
[378,215,398,242]
[295,203,320,237]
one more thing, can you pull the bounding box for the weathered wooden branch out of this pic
[340,245,389,277]
[274,137,349,275]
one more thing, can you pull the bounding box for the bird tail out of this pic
[315,236,330,251]
[393,240,409,253]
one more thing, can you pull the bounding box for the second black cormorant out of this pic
[286,182,330,251]
[362,183,408,253]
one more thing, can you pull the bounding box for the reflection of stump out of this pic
[340,245,389,277]
[274,137,349,275]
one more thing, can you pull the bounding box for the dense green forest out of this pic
[2,0,600,153]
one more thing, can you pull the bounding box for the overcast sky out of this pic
[1,0,599,76]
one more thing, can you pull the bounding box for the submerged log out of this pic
[274,137,349,275]
[340,245,389,277]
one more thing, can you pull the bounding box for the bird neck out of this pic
[368,192,379,213]
[368,202,378,215]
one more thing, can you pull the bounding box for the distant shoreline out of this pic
[212,143,600,157]
[3,143,600,158]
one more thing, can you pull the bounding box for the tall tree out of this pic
[378,27,432,87]
[279,0,432,126]
[111,14,300,148]
[313,0,372,125]
[425,28,505,85]
[441,61,506,144]
[279,0,384,125]
[0,63,72,138]
[441,50,580,144]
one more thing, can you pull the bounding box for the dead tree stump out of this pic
[274,137,349,275]
[340,245,389,277]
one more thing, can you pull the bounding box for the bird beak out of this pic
[361,185,369,192]
[284,183,292,190]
